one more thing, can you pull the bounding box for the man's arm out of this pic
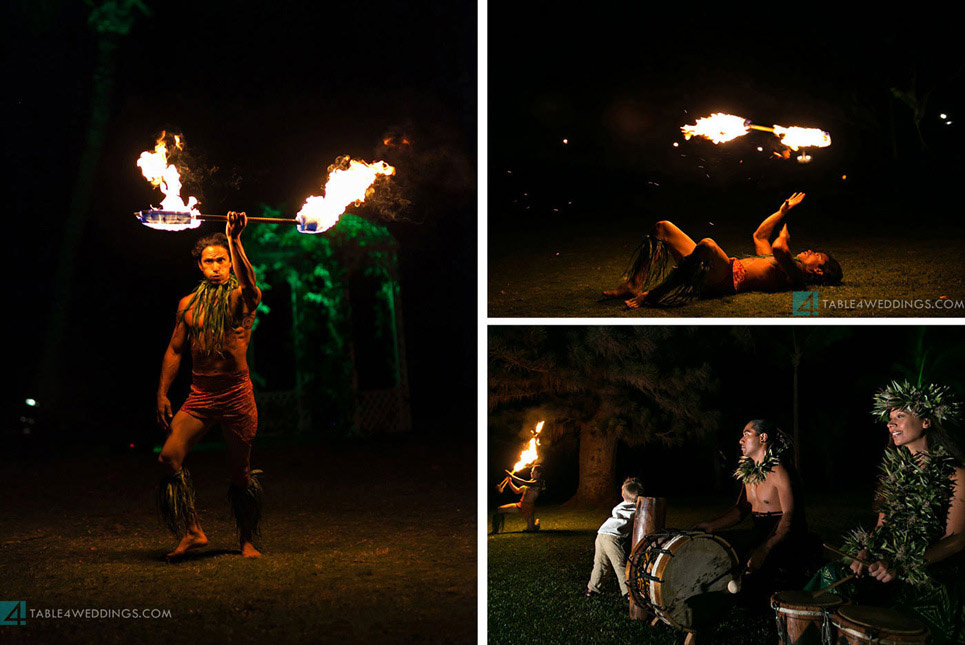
[752,193,805,255]
[771,224,807,290]
[694,487,751,532]
[226,211,262,309]
[157,298,190,430]
[747,466,794,571]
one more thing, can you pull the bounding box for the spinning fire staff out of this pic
[493,421,545,534]
[680,112,831,163]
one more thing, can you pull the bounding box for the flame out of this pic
[681,113,750,144]
[512,421,544,472]
[772,125,831,151]
[296,157,395,234]
[136,132,200,229]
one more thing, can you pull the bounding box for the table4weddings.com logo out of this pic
[792,292,965,316]
[2,601,172,625]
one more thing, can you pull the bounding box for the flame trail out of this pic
[296,157,396,233]
[136,132,201,230]
[681,113,750,144]
[511,420,544,473]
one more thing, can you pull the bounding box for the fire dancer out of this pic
[584,477,645,599]
[603,193,842,308]
[806,382,964,642]
[694,420,809,608]
[156,211,264,560]
[492,465,544,534]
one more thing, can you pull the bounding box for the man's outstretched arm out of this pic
[752,192,805,255]
[772,224,807,290]
[226,211,262,309]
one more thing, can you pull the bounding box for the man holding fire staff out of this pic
[155,211,264,560]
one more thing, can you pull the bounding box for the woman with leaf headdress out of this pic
[810,381,965,643]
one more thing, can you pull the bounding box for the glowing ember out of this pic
[296,157,395,234]
[681,113,750,144]
[136,132,200,230]
[772,125,831,151]
[512,420,544,472]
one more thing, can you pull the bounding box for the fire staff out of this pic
[156,211,264,560]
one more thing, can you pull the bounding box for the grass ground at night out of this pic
[0,436,475,644]
[488,496,872,645]
[488,200,965,318]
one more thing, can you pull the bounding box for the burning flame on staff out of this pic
[136,132,201,230]
[681,113,831,155]
[498,421,544,493]
[296,157,396,234]
[681,113,750,144]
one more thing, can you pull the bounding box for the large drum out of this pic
[830,606,928,644]
[626,530,740,632]
[771,590,843,645]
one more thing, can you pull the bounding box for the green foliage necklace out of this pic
[179,275,239,356]
[842,445,957,588]
[733,450,782,486]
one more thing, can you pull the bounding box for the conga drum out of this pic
[830,605,928,644]
[770,590,843,645]
[626,530,740,632]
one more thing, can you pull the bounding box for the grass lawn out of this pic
[488,496,873,645]
[0,436,476,644]
[488,203,965,318]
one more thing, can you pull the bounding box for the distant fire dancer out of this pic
[603,193,842,308]
[155,211,264,560]
[492,466,544,534]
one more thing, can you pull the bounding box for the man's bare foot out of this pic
[625,292,649,309]
[240,541,261,558]
[603,282,637,299]
[166,530,208,560]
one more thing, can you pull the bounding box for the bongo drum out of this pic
[830,605,928,644]
[626,530,739,632]
[770,590,843,645]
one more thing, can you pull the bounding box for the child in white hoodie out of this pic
[584,477,644,598]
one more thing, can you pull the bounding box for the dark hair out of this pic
[192,233,230,260]
[749,419,793,461]
[918,420,965,465]
[621,477,645,502]
[800,252,843,286]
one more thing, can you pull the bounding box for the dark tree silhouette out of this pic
[489,327,718,505]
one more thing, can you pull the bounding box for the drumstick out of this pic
[822,543,872,566]
[811,573,856,598]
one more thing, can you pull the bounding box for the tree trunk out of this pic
[569,426,619,506]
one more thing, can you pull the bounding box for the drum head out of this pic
[772,590,843,610]
[836,606,926,635]
[654,533,738,630]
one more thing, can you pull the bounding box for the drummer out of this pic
[807,381,965,643]
[694,419,808,607]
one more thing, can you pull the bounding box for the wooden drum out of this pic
[830,605,928,644]
[770,590,843,645]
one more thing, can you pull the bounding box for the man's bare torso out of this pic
[180,289,257,375]
[744,473,782,513]
[738,256,794,292]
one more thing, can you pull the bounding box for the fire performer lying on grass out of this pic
[492,465,544,534]
[156,211,264,560]
[694,420,810,609]
[603,193,842,308]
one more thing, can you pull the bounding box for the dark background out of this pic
[489,326,965,504]
[489,10,964,235]
[5,0,476,450]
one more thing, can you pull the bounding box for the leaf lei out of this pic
[841,445,957,588]
[733,450,782,486]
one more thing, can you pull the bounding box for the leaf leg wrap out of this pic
[157,468,196,538]
[227,469,263,539]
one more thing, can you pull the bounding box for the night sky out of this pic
[489,10,963,224]
[7,0,476,445]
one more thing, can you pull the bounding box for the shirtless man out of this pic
[603,193,843,308]
[156,211,264,560]
[492,465,543,534]
[695,420,807,603]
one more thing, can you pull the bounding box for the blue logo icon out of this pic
[0,601,26,626]
[793,291,819,316]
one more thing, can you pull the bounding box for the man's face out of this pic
[739,422,766,459]
[887,408,929,448]
[198,246,232,284]
[796,250,828,273]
